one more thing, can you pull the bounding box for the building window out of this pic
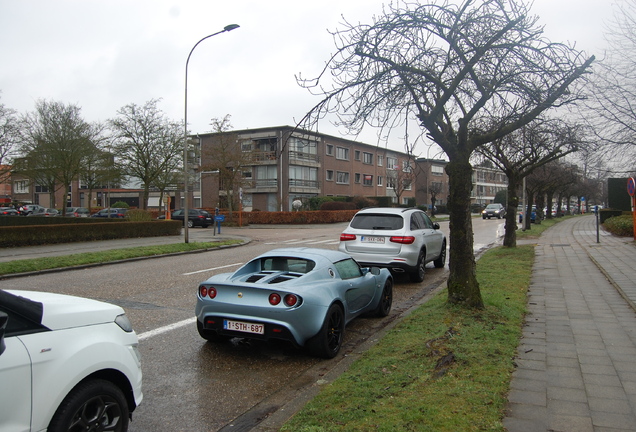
[377,176,383,186]
[403,180,412,190]
[387,157,398,170]
[377,155,383,166]
[326,170,334,181]
[402,160,412,172]
[289,137,317,155]
[354,173,361,183]
[336,147,349,160]
[354,150,361,161]
[14,180,29,194]
[336,171,350,184]
[432,165,444,176]
[241,140,253,152]
[363,152,373,165]
[326,144,334,156]
[289,165,317,187]
[363,174,373,186]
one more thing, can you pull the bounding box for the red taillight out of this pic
[390,236,415,244]
[200,285,216,299]
[340,233,356,241]
[269,293,281,305]
[284,294,299,307]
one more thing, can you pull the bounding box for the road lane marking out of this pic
[138,317,196,341]
[183,262,243,276]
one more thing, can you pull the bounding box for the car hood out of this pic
[4,289,124,330]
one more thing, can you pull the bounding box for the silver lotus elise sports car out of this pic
[195,247,393,358]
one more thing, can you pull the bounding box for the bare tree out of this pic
[587,0,636,170]
[109,99,183,210]
[477,119,584,246]
[0,96,20,165]
[18,100,100,213]
[201,115,251,216]
[297,0,594,308]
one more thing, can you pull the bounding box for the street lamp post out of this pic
[184,24,239,243]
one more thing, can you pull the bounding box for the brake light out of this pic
[199,285,217,299]
[284,294,299,307]
[390,236,415,244]
[340,233,356,241]
[269,293,281,305]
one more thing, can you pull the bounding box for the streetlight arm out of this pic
[183,24,240,243]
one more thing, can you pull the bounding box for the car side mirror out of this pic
[0,311,8,356]
[370,267,381,276]
[433,223,440,230]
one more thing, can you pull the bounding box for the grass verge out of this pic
[281,244,535,432]
[0,239,243,276]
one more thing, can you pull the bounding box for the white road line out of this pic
[183,262,243,276]
[138,317,196,341]
[307,239,338,244]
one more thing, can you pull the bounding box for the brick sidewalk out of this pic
[504,215,636,431]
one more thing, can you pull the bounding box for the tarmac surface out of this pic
[504,215,636,432]
[2,216,636,431]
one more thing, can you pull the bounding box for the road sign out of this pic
[628,177,636,197]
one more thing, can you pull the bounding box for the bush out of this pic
[350,196,378,209]
[320,201,357,210]
[112,201,130,208]
[127,209,153,221]
[603,214,634,237]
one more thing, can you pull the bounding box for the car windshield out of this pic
[350,214,403,230]
[486,204,499,209]
[260,257,316,274]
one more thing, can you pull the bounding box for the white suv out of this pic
[339,207,446,282]
[0,289,143,432]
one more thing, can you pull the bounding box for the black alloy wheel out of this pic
[433,240,446,268]
[308,304,344,358]
[409,251,426,283]
[48,379,129,432]
[374,278,393,317]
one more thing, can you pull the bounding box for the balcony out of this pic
[289,151,320,166]
[289,178,319,193]
[251,151,277,164]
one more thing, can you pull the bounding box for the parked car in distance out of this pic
[0,207,19,216]
[518,205,537,223]
[26,207,59,217]
[338,207,446,283]
[196,247,393,358]
[170,209,213,228]
[481,203,506,219]
[18,204,44,215]
[91,208,128,218]
[65,207,90,217]
[0,289,143,432]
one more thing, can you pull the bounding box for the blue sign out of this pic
[215,215,225,222]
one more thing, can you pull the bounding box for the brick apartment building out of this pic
[196,126,420,211]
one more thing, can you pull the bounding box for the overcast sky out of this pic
[0,0,618,156]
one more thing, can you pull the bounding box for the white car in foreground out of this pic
[0,289,142,432]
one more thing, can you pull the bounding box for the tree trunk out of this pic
[445,160,484,309]
[503,177,520,248]
[524,190,535,231]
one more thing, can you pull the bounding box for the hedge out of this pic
[210,210,359,225]
[0,220,182,247]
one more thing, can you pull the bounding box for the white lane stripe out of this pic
[308,239,337,244]
[138,317,196,341]
[183,262,243,276]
